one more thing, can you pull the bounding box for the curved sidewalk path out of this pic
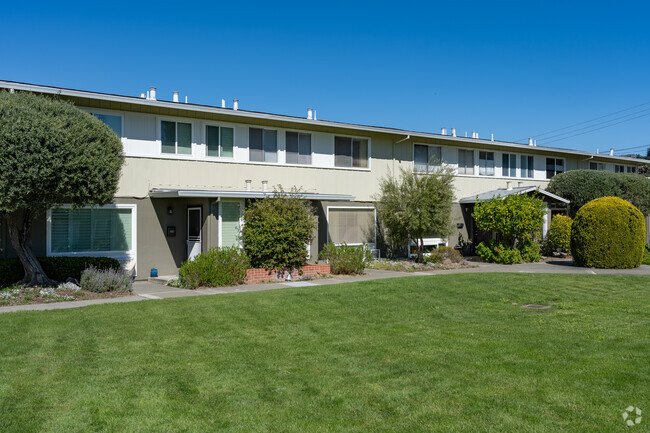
[2,261,649,314]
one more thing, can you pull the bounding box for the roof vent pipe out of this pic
[140,92,146,99]
[528,138,534,146]
[173,91,179,103]
[506,181,512,190]
[185,96,188,103]
[451,127,456,137]
[609,148,614,156]
[534,140,537,146]
[491,133,494,141]
[233,99,239,111]
[221,99,226,108]
[149,87,157,101]
[313,110,317,120]
[441,127,447,136]
[307,108,313,120]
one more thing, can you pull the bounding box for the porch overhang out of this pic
[459,186,570,204]
[149,188,355,201]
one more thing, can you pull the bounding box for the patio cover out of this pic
[149,188,355,201]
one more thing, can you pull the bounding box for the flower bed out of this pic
[0,282,132,307]
[246,264,330,284]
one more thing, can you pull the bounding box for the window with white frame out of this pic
[546,158,564,179]
[589,162,605,170]
[249,128,277,162]
[414,144,442,172]
[502,153,517,177]
[457,149,474,175]
[206,125,234,158]
[335,136,369,168]
[627,166,637,173]
[479,151,495,176]
[615,164,625,173]
[161,120,192,155]
[91,113,122,137]
[50,207,134,254]
[327,208,376,245]
[286,131,312,165]
[521,155,534,178]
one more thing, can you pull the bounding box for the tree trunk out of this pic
[4,209,54,286]
[418,237,424,263]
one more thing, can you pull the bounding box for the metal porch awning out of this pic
[459,186,569,204]
[149,188,356,201]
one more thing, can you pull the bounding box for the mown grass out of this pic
[0,274,648,432]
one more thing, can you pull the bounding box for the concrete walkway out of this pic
[2,261,649,314]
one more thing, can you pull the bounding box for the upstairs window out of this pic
[502,153,517,177]
[457,149,474,175]
[615,164,625,173]
[206,125,234,158]
[521,155,534,178]
[286,132,312,165]
[249,128,278,162]
[335,136,368,168]
[92,113,122,137]
[627,166,637,173]
[479,151,495,176]
[589,162,604,171]
[546,158,564,179]
[414,144,442,172]
[161,121,192,155]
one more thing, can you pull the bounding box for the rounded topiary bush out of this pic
[546,215,572,254]
[571,197,646,268]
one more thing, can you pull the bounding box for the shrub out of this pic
[547,170,650,217]
[426,246,463,264]
[546,215,572,254]
[178,247,250,289]
[0,256,121,287]
[571,197,646,268]
[475,241,523,264]
[319,243,372,275]
[643,245,650,265]
[472,194,546,247]
[518,240,542,262]
[242,188,316,271]
[80,266,132,293]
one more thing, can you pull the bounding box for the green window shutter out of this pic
[220,127,234,158]
[161,121,176,154]
[206,125,219,157]
[221,202,242,248]
[51,209,70,252]
[177,122,192,155]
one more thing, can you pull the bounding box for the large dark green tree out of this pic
[0,91,124,286]
[375,165,455,262]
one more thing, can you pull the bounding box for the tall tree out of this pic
[375,165,455,262]
[0,91,124,286]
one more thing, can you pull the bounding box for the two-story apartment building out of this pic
[0,81,645,278]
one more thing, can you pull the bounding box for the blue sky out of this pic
[2,1,649,155]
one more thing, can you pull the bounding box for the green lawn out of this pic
[1,274,648,432]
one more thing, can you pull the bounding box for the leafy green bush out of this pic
[518,240,542,262]
[80,266,132,293]
[426,246,463,264]
[0,256,121,287]
[571,197,646,268]
[547,170,650,217]
[319,243,372,275]
[178,247,250,289]
[546,215,572,254]
[643,245,650,265]
[475,241,523,264]
[242,188,316,271]
[472,194,546,247]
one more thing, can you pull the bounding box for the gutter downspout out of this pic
[581,155,594,170]
[392,135,410,176]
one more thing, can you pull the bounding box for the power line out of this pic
[615,144,650,152]
[535,107,650,143]
[540,111,650,145]
[514,99,650,143]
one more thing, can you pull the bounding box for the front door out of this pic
[187,206,202,260]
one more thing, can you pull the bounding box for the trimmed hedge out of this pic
[0,257,121,286]
[571,197,646,269]
[178,247,250,289]
[546,215,572,254]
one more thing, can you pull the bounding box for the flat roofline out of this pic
[0,80,645,164]
[459,186,570,204]
[149,189,355,201]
